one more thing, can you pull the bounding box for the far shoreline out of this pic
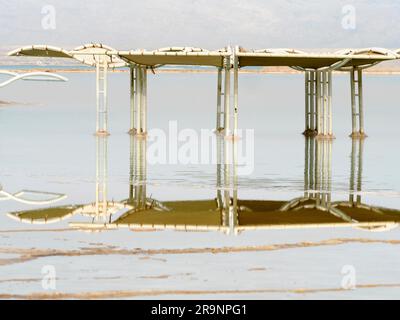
[2,67,400,75]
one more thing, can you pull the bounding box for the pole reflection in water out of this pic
[72,135,131,223]
[124,135,169,214]
[128,135,147,211]
[349,138,364,205]
[95,135,108,219]
[217,134,237,234]
[280,138,356,223]
[282,137,333,213]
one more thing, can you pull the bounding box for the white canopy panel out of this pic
[8,44,399,70]
[115,47,230,67]
[236,47,398,70]
[9,43,126,68]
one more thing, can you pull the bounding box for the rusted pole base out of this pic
[349,132,367,139]
[302,129,318,137]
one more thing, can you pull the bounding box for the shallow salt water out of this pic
[0,71,400,299]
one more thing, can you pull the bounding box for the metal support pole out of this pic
[328,71,333,136]
[314,71,334,138]
[96,62,100,133]
[310,71,316,132]
[136,67,142,134]
[129,65,136,134]
[350,68,357,136]
[95,57,109,135]
[322,72,328,136]
[142,67,147,134]
[349,67,366,138]
[104,60,108,133]
[216,67,223,131]
[223,57,231,136]
[358,69,365,136]
[233,54,239,137]
[304,71,310,132]
[316,71,322,134]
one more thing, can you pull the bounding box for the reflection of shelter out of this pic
[109,134,236,233]
[69,136,400,233]
[7,205,78,224]
[7,136,130,225]
[72,136,399,233]
[236,138,400,231]
[5,188,68,224]
[70,134,237,233]
[7,136,400,231]
[0,188,66,205]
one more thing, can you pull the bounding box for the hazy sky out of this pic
[1,0,400,50]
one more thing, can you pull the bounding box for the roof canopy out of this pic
[115,47,230,67]
[8,44,399,70]
[8,43,127,68]
[9,44,229,68]
[236,47,398,70]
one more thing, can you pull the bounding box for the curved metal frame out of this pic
[0,70,67,88]
[336,48,398,71]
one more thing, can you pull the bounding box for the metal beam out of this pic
[223,57,231,136]
[128,65,136,135]
[315,71,334,138]
[233,50,239,137]
[304,71,310,132]
[135,67,142,134]
[216,67,223,131]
